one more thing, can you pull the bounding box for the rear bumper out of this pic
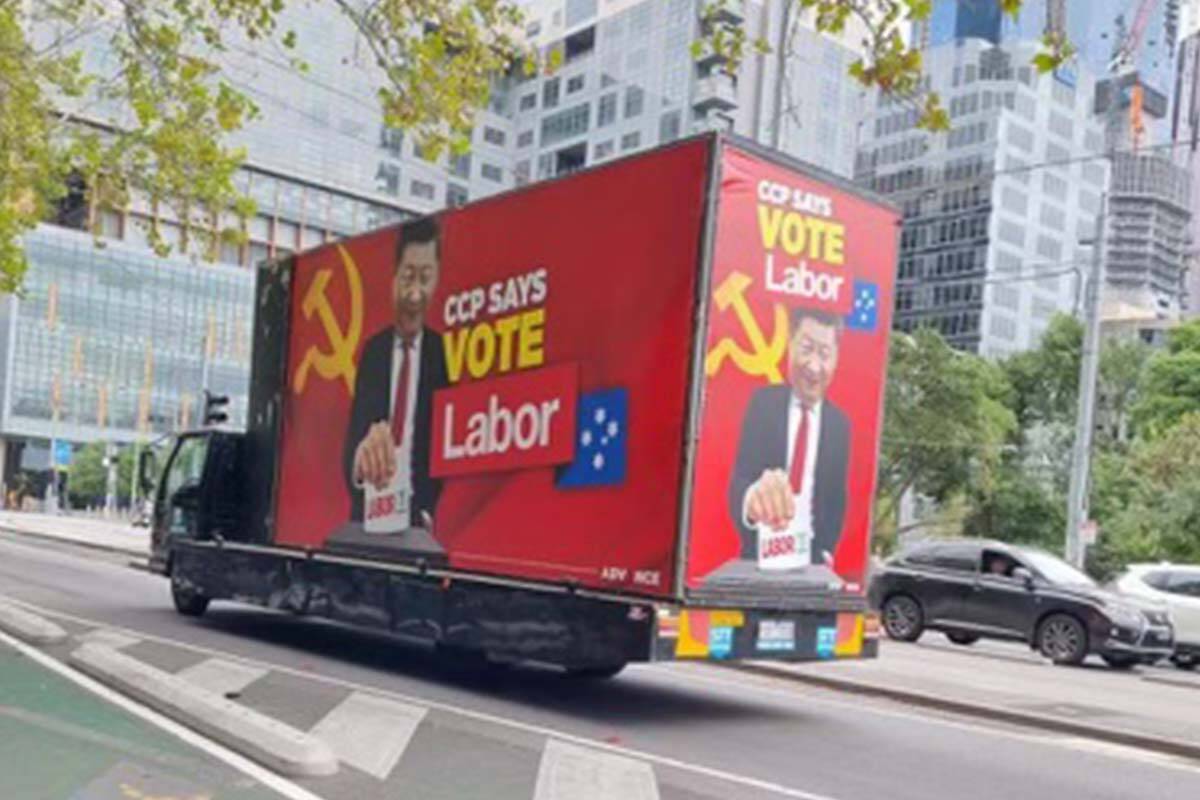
[652,607,878,663]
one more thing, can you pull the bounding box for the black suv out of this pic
[869,539,1174,668]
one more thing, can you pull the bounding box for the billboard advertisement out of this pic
[273,139,711,597]
[687,146,898,594]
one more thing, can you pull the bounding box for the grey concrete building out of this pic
[508,0,871,181]
[856,39,1108,356]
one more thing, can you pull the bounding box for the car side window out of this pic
[930,544,980,573]
[903,544,939,567]
[1167,572,1200,598]
[981,549,1019,579]
[1142,571,1170,591]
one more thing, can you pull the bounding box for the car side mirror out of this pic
[137,449,158,496]
[1012,567,1034,589]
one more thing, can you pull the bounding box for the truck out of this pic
[140,133,899,677]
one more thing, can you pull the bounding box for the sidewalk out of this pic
[0,636,287,799]
[0,511,148,557]
[742,637,1200,759]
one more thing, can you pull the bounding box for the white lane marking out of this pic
[77,629,140,651]
[0,596,845,800]
[309,692,426,780]
[534,739,660,800]
[0,628,327,800]
[176,658,268,697]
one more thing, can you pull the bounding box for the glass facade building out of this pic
[0,227,254,490]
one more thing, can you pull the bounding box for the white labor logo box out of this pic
[756,513,812,571]
[363,447,411,534]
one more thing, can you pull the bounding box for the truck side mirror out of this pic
[137,449,157,497]
[1012,567,1035,590]
[171,482,200,512]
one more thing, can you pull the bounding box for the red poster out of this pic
[274,140,710,597]
[686,147,898,594]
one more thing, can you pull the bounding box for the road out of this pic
[2,533,1200,800]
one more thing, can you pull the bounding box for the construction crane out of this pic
[1108,0,1159,149]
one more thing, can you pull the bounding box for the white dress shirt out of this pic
[742,396,822,534]
[787,397,822,535]
[389,330,423,497]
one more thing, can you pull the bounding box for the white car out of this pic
[1114,564,1200,670]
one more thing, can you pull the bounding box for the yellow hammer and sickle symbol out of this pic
[704,271,788,384]
[293,244,363,396]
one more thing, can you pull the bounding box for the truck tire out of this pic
[565,662,627,680]
[1172,653,1197,671]
[171,582,210,617]
[1037,613,1088,666]
[882,594,924,642]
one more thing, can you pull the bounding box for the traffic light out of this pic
[203,390,229,426]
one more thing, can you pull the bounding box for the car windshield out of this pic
[1022,550,1096,587]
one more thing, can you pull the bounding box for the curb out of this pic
[727,662,1200,763]
[0,525,148,559]
[69,643,339,778]
[0,599,68,645]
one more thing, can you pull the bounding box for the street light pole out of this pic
[1065,192,1107,568]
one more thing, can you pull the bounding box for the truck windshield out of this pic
[1022,550,1096,588]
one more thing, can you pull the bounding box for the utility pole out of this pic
[1065,193,1107,568]
[103,440,117,517]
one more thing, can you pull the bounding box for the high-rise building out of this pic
[1093,1,1191,321]
[856,39,1108,356]
[1103,152,1191,317]
[1172,30,1200,314]
[916,0,1084,51]
[918,1,1181,146]
[507,0,871,182]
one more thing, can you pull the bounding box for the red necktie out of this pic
[789,406,809,494]
[392,339,413,446]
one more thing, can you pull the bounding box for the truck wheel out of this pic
[171,577,210,618]
[565,662,627,680]
[882,595,924,642]
[1038,614,1088,666]
[1172,654,1197,671]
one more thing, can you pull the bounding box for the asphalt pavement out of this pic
[753,630,1200,751]
[3,531,1200,800]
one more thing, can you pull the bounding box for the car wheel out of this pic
[171,578,210,618]
[882,595,924,642]
[1038,614,1088,666]
[1172,654,1198,671]
[1102,654,1139,670]
[946,632,980,646]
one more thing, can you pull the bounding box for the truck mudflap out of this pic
[653,606,879,663]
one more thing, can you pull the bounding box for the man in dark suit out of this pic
[343,216,448,527]
[728,307,850,566]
